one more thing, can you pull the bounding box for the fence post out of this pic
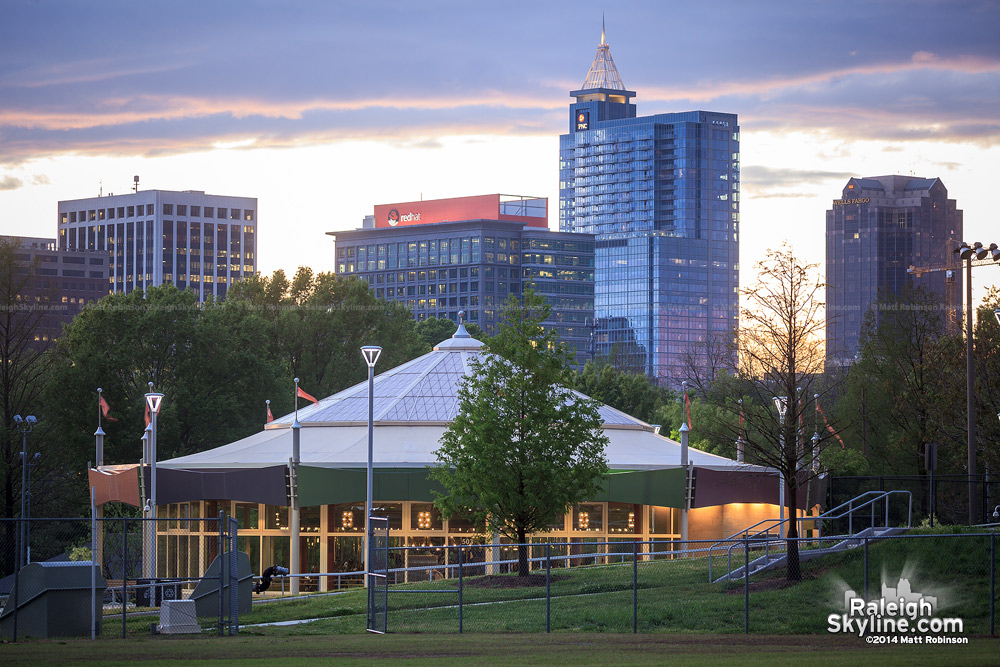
[122,517,127,638]
[91,486,96,640]
[545,543,551,633]
[217,510,224,637]
[458,545,463,634]
[632,541,638,633]
[991,533,995,637]
[744,537,749,635]
[864,537,869,600]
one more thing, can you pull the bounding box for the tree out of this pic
[974,287,1000,484]
[839,288,965,481]
[729,245,833,580]
[431,290,609,577]
[229,268,428,398]
[44,285,286,470]
[0,239,54,575]
[570,361,674,425]
[414,317,460,350]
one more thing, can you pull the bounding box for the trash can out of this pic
[135,578,182,607]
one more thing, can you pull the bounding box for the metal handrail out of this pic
[709,489,912,581]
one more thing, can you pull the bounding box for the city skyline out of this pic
[2,1,998,306]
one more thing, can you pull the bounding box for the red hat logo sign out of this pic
[387,209,400,226]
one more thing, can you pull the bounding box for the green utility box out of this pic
[0,561,106,639]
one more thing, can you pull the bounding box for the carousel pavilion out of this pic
[91,326,797,590]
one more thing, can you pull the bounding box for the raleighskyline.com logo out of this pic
[828,576,965,643]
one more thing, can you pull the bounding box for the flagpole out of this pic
[95,389,105,572]
[290,378,300,594]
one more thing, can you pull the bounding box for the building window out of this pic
[204,207,214,218]
[163,204,173,215]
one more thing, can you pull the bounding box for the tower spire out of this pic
[581,18,625,91]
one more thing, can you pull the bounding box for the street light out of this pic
[13,415,37,570]
[773,397,788,524]
[954,240,1000,524]
[361,345,382,584]
[25,452,40,563]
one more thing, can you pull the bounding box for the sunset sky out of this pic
[2,0,998,302]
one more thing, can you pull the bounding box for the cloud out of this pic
[32,173,49,185]
[0,175,23,190]
[0,1,998,165]
[747,191,819,199]
[741,166,855,190]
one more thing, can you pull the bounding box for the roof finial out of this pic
[581,17,626,91]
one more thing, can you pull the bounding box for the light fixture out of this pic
[578,511,589,530]
[361,345,382,368]
[342,511,353,529]
[418,511,431,529]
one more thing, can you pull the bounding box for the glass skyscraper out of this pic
[559,31,739,383]
[825,176,963,366]
[331,195,595,366]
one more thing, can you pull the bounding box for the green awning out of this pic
[297,466,687,508]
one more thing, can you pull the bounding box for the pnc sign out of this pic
[576,110,590,131]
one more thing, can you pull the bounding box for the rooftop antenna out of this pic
[99,179,103,197]
[133,175,139,193]
[602,14,606,45]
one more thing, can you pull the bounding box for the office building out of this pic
[2,235,109,346]
[330,194,595,365]
[825,175,963,365]
[57,188,257,302]
[559,29,740,384]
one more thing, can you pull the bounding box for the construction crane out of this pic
[906,241,999,331]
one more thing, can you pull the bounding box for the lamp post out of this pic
[13,415,37,570]
[955,241,1000,524]
[25,452,40,564]
[145,387,163,580]
[773,397,788,525]
[360,345,382,582]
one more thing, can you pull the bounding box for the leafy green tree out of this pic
[570,361,674,424]
[44,285,285,470]
[228,268,427,399]
[414,317,459,350]
[839,288,965,480]
[974,286,1000,482]
[0,239,55,574]
[431,290,608,577]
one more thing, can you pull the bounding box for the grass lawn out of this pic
[2,633,996,666]
[220,528,998,635]
[4,528,994,664]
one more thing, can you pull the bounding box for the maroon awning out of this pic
[692,468,825,509]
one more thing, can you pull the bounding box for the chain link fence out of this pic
[0,514,240,640]
[376,533,998,636]
[829,474,996,526]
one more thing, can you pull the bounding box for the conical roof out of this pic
[161,327,765,474]
[269,323,647,428]
[580,22,626,91]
